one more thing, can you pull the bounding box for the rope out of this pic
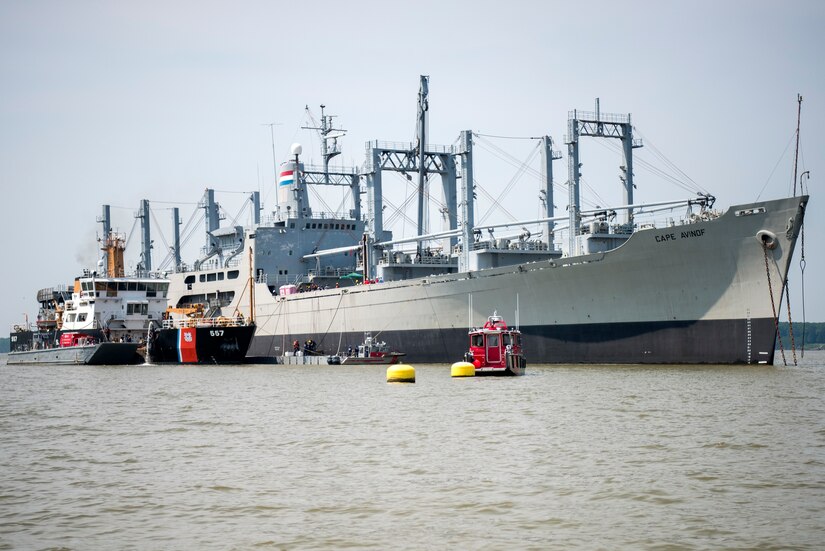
[473,132,543,140]
[800,221,806,358]
[784,281,798,366]
[318,292,346,349]
[763,242,786,366]
[799,174,808,358]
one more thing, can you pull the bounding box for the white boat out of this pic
[338,333,406,365]
[8,231,169,365]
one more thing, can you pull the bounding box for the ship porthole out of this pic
[756,229,778,250]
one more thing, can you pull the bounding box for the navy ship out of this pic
[157,80,808,364]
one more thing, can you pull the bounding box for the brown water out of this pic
[2,352,824,550]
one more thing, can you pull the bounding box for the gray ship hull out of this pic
[7,342,143,365]
[174,195,807,365]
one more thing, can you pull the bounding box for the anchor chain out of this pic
[762,242,786,366]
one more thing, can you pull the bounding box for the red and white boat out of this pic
[463,313,526,376]
[339,333,406,365]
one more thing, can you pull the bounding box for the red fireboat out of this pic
[463,313,526,376]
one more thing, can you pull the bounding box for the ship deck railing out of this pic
[161,316,246,329]
[378,253,455,266]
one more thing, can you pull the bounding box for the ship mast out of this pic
[97,205,111,276]
[302,105,346,184]
[248,246,255,324]
[415,76,429,256]
[792,94,802,196]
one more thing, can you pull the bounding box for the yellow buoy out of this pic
[387,364,415,383]
[451,361,475,377]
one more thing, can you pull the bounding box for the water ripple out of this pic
[1,354,824,549]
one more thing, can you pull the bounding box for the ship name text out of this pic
[655,228,706,243]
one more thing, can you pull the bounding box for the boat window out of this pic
[78,313,87,322]
[502,334,512,346]
[118,282,127,291]
[290,223,295,229]
[158,282,169,297]
[471,334,484,347]
[184,275,196,284]
[207,273,217,282]
[137,282,146,292]
[127,303,149,315]
[107,282,117,296]
[67,314,76,322]
[218,272,224,281]
[312,223,317,229]
[487,334,499,347]
[199,274,206,282]
[128,282,137,291]
[227,270,239,280]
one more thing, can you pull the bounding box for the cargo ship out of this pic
[153,82,811,364]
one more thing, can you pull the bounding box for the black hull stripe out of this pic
[248,318,778,365]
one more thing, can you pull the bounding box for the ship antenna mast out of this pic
[415,75,430,256]
[262,122,282,208]
[302,105,346,184]
[792,94,802,196]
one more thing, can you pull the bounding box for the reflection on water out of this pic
[1,353,824,549]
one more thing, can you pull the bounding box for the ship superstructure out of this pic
[60,230,169,343]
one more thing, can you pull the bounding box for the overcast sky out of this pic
[1,0,823,333]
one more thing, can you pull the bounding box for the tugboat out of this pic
[338,333,406,365]
[463,313,526,376]
[146,249,256,364]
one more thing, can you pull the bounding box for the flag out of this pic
[279,170,294,187]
